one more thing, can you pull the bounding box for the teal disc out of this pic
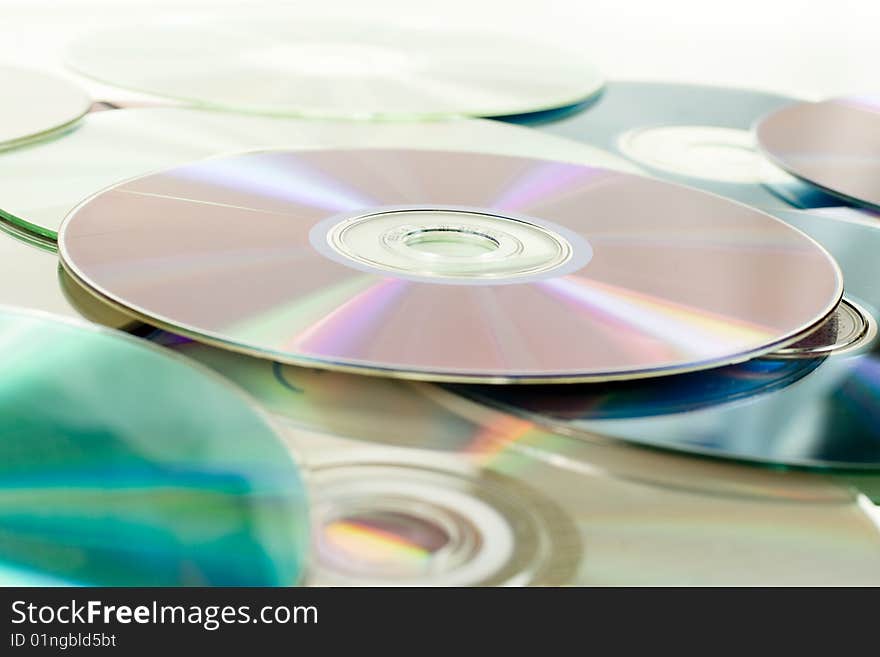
[0,307,308,586]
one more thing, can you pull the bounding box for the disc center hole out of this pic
[403,228,501,258]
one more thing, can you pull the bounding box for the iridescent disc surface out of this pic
[60,149,841,382]
[529,81,840,209]
[0,67,91,149]
[0,223,136,329]
[756,97,880,210]
[66,21,602,120]
[455,208,880,469]
[0,107,635,240]
[146,335,880,585]
[0,307,308,586]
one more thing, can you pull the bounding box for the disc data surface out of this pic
[455,208,880,470]
[0,308,307,586]
[756,97,880,210]
[66,21,602,120]
[60,149,842,382]
[153,334,880,585]
[530,81,840,208]
[0,67,91,149]
[0,107,635,240]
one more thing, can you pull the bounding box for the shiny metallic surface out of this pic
[0,307,308,586]
[59,149,842,382]
[0,107,636,240]
[455,209,880,469]
[0,67,90,149]
[66,21,603,120]
[756,97,880,210]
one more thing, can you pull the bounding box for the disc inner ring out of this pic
[617,125,790,184]
[312,205,592,284]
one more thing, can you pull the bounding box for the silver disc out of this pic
[59,149,841,383]
[756,97,880,210]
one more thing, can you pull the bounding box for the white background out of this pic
[0,0,877,100]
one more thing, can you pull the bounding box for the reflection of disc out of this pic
[0,107,635,240]
[66,21,602,120]
[156,337,880,584]
[0,308,307,586]
[306,454,580,586]
[60,149,841,383]
[756,97,880,210]
[0,224,136,328]
[0,67,90,150]
[457,209,880,470]
[530,81,840,208]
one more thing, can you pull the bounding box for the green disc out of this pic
[0,308,308,586]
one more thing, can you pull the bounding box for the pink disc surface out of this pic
[59,149,842,382]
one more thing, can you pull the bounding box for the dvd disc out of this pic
[453,208,880,470]
[66,21,602,120]
[0,67,91,150]
[0,107,636,240]
[0,307,308,586]
[59,149,842,383]
[0,223,137,329]
[529,81,841,208]
[756,96,880,210]
[145,334,880,584]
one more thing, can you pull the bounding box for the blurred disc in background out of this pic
[0,67,91,150]
[0,308,308,586]
[66,21,603,120]
[756,96,880,210]
[522,81,841,209]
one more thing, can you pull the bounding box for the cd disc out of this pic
[146,334,880,585]
[0,107,636,240]
[529,81,841,208]
[59,149,842,383]
[0,307,308,586]
[65,21,602,120]
[454,208,880,470]
[756,96,880,210]
[0,223,137,329]
[0,67,91,150]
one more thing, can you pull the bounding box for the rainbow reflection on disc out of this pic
[453,209,880,470]
[60,149,841,383]
[0,106,637,241]
[0,308,308,586]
